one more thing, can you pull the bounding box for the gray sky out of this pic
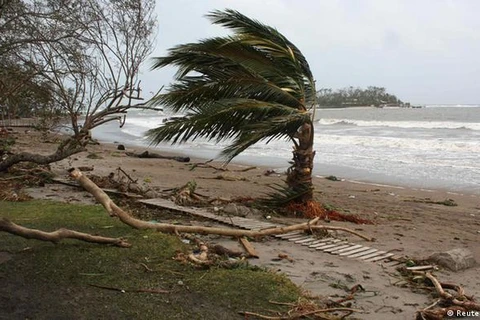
[143,0,480,105]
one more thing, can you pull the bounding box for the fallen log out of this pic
[0,218,131,248]
[126,151,190,163]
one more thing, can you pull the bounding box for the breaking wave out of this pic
[317,118,480,131]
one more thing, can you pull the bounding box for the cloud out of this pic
[144,0,480,104]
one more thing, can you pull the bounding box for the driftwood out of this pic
[126,151,190,163]
[0,218,131,247]
[415,272,480,319]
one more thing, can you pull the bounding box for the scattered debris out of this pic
[286,200,374,225]
[325,175,340,181]
[126,151,190,163]
[263,169,277,176]
[277,253,294,263]
[189,159,256,173]
[404,197,458,207]
[198,174,248,182]
[415,272,480,319]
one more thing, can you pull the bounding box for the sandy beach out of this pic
[6,129,480,319]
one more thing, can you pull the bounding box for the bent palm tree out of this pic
[148,9,317,203]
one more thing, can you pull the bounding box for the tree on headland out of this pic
[317,86,403,107]
[147,9,317,204]
[0,0,157,172]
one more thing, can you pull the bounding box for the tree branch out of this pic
[0,218,131,248]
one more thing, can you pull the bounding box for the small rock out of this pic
[348,195,355,199]
[117,144,125,150]
[428,248,477,271]
[213,207,219,212]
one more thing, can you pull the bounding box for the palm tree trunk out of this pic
[286,121,315,203]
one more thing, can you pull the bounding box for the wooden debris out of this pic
[0,218,130,248]
[189,159,256,172]
[277,253,294,263]
[77,166,94,172]
[406,265,436,271]
[198,174,248,181]
[410,271,480,319]
[126,151,190,163]
[239,237,259,258]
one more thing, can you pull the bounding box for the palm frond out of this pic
[257,183,312,208]
[220,112,312,161]
[148,8,316,164]
[147,99,309,147]
[206,9,314,82]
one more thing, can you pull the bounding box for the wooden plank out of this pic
[338,246,371,256]
[358,251,386,261]
[315,242,348,251]
[239,237,259,258]
[309,239,341,248]
[365,253,395,262]
[287,236,311,242]
[305,238,336,247]
[348,249,385,260]
[330,244,363,254]
[405,265,436,271]
[345,248,377,258]
[323,244,353,253]
[276,232,304,239]
[294,237,317,244]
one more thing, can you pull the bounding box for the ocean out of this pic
[92,105,480,195]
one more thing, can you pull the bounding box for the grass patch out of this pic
[0,200,301,319]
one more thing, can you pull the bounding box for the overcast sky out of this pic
[144,0,480,105]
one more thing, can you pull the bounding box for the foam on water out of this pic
[317,118,480,131]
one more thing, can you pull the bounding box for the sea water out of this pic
[92,105,480,195]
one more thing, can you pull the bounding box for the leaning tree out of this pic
[0,0,156,171]
[148,9,317,204]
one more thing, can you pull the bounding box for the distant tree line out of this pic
[316,86,403,107]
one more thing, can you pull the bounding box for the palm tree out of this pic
[148,9,317,204]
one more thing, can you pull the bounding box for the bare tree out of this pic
[0,0,157,171]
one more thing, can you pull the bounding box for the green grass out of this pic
[0,200,301,319]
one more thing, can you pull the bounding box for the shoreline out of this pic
[94,132,480,199]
